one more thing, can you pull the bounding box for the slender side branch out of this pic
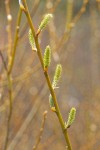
[8,8,22,74]
[66,0,74,30]
[3,7,22,150]
[96,0,100,10]
[53,0,89,53]
[0,50,8,72]
[4,74,13,150]
[46,0,61,13]
[33,111,48,150]
[0,51,12,150]
[22,0,72,149]
[0,52,12,150]
[5,0,12,59]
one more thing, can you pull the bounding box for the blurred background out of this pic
[0,0,100,150]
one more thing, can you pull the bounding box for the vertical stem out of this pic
[4,74,12,150]
[0,51,12,150]
[4,8,22,150]
[22,0,72,149]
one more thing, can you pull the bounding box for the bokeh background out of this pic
[0,0,100,150]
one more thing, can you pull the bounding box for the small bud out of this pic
[52,64,62,88]
[37,14,53,34]
[51,107,56,112]
[65,107,76,128]
[49,94,56,112]
[43,45,51,69]
[43,110,48,116]
[28,29,37,51]
[7,14,12,21]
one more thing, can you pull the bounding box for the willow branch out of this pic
[21,0,72,149]
[3,7,22,150]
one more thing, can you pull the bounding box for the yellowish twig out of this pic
[4,74,13,150]
[20,0,41,39]
[46,0,59,52]
[22,0,72,149]
[3,1,13,149]
[53,0,89,53]
[8,8,22,74]
[33,111,48,150]
[5,0,12,61]
[70,0,89,27]
[96,0,100,10]
[46,0,61,13]
[0,50,12,150]
[3,6,22,150]
[0,51,8,72]
[66,0,74,30]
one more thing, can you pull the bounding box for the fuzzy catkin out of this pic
[52,64,62,88]
[38,14,53,31]
[43,45,51,68]
[28,29,36,50]
[66,107,76,127]
[49,94,55,108]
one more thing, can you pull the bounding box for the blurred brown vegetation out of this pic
[0,0,100,150]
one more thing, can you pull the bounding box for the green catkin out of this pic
[66,107,76,128]
[38,14,53,32]
[28,29,36,50]
[49,94,56,112]
[52,64,62,88]
[43,45,51,68]
[49,94,55,108]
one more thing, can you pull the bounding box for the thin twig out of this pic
[96,0,100,10]
[1,3,13,150]
[0,51,12,150]
[0,63,40,88]
[5,0,12,59]
[4,74,13,150]
[7,84,47,150]
[20,0,41,39]
[8,8,22,74]
[0,53,12,150]
[53,0,89,53]
[3,7,22,150]
[0,50,8,72]
[46,0,61,13]
[33,110,48,150]
[66,0,74,30]
[46,0,60,52]
[22,0,72,149]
